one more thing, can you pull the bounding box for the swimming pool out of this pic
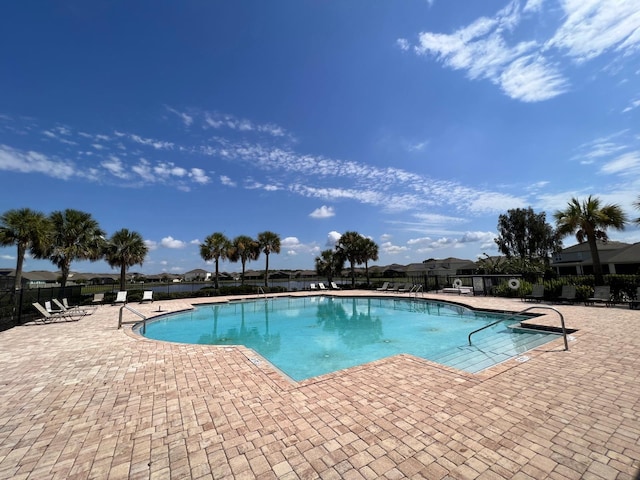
[139,296,558,380]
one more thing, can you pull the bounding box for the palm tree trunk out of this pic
[350,262,355,287]
[587,236,604,285]
[120,265,127,291]
[14,242,26,291]
[264,254,270,288]
[214,258,220,289]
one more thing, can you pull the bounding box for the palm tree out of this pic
[554,195,627,285]
[633,196,640,225]
[0,208,51,291]
[47,209,106,288]
[315,249,344,285]
[257,231,281,288]
[104,228,149,291]
[360,237,379,286]
[200,232,229,288]
[228,235,260,285]
[336,231,365,288]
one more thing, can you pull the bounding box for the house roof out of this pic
[606,242,640,264]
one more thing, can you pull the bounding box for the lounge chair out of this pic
[45,300,61,314]
[330,282,341,290]
[585,286,613,307]
[557,285,576,304]
[376,282,391,291]
[397,283,411,292]
[92,293,105,305]
[522,284,544,302]
[53,299,91,316]
[622,286,640,309]
[62,297,97,314]
[113,291,128,305]
[140,290,154,303]
[310,283,317,290]
[32,302,82,323]
[318,283,328,290]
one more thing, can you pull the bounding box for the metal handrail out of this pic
[119,304,147,333]
[468,305,568,351]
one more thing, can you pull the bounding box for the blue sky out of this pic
[1,1,640,275]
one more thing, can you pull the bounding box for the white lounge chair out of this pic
[32,302,82,323]
[113,291,128,305]
[376,282,391,291]
[330,282,341,290]
[92,293,105,305]
[62,298,97,314]
[45,300,61,314]
[140,290,154,303]
[53,299,91,316]
[318,283,328,290]
[310,283,318,291]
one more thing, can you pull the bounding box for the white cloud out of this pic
[547,1,640,62]
[160,236,187,249]
[0,144,76,180]
[189,168,210,184]
[600,151,640,175]
[129,134,174,150]
[165,106,194,127]
[396,38,410,51]
[326,231,341,247]
[623,99,640,113]
[407,0,640,102]
[145,240,158,251]
[101,156,129,179]
[220,175,236,187]
[380,241,408,255]
[309,205,335,219]
[499,55,569,102]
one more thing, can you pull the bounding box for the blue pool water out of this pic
[140,296,558,380]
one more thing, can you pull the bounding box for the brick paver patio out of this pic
[0,291,639,479]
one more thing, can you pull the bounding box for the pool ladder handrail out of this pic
[467,305,568,351]
[119,304,148,333]
[411,284,424,297]
[257,286,266,300]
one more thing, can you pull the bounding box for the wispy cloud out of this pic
[0,144,76,179]
[403,0,640,102]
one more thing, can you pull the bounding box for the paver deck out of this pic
[1,291,639,479]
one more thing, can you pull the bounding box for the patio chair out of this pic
[376,282,390,291]
[557,285,577,304]
[140,290,154,303]
[330,282,341,290]
[113,291,128,305]
[585,286,613,307]
[523,284,544,302]
[397,283,411,292]
[62,297,97,314]
[310,283,318,290]
[32,302,82,323]
[53,299,91,316]
[622,286,640,309]
[92,293,105,305]
[318,283,328,290]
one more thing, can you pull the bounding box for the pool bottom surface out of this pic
[140,296,559,380]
